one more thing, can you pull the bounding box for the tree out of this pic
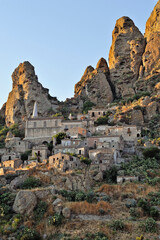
[54,132,66,145]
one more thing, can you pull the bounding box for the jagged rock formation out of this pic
[109,17,146,98]
[135,0,160,93]
[74,58,113,107]
[5,61,59,127]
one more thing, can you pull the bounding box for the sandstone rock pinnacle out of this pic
[5,61,58,126]
[109,16,145,98]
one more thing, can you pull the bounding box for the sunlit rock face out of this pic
[74,58,113,107]
[109,16,145,98]
[5,61,59,126]
[135,0,160,94]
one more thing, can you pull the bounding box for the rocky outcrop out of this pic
[135,0,160,93]
[5,61,59,127]
[74,59,113,107]
[13,190,37,215]
[109,17,145,98]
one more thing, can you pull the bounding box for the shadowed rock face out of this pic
[5,61,59,126]
[109,16,145,98]
[74,59,113,107]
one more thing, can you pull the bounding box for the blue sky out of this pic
[0,0,156,108]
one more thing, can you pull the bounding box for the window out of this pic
[79,150,81,155]
[103,112,105,116]
[92,112,95,117]
[62,156,64,159]
[127,128,131,136]
[9,156,11,160]
[98,112,100,115]
[44,121,46,127]
[137,133,140,137]
[19,142,21,145]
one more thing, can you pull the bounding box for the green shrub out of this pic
[129,208,140,218]
[103,166,117,183]
[143,147,160,160]
[20,177,42,189]
[82,101,95,114]
[150,207,159,219]
[140,218,157,233]
[85,191,95,203]
[85,232,108,240]
[21,150,31,161]
[138,198,150,213]
[80,156,92,165]
[0,191,15,217]
[75,192,86,202]
[48,213,62,226]
[94,112,112,126]
[34,201,47,221]
[17,227,40,240]
[54,132,66,144]
[110,220,125,231]
[147,191,160,205]
[10,124,24,138]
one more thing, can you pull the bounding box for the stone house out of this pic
[88,109,108,120]
[117,176,139,184]
[5,136,31,153]
[49,152,81,172]
[31,145,49,162]
[2,159,22,169]
[89,148,123,170]
[54,144,88,157]
[2,153,20,162]
[61,139,82,147]
[87,135,124,151]
[105,125,141,143]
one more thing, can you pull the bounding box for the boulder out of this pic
[93,171,103,181]
[141,96,151,107]
[53,198,63,206]
[9,174,28,190]
[62,207,71,218]
[125,198,137,208]
[130,110,144,125]
[146,101,158,120]
[13,190,37,215]
[34,189,50,200]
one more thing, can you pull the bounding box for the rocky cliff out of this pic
[135,0,160,93]
[109,17,146,98]
[1,1,160,126]
[5,61,59,127]
[74,58,113,107]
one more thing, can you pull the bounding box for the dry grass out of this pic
[69,201,111,215]
[98,183,158,199]
[36,221,45,235]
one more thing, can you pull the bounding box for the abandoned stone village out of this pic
[0,101,141,182]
